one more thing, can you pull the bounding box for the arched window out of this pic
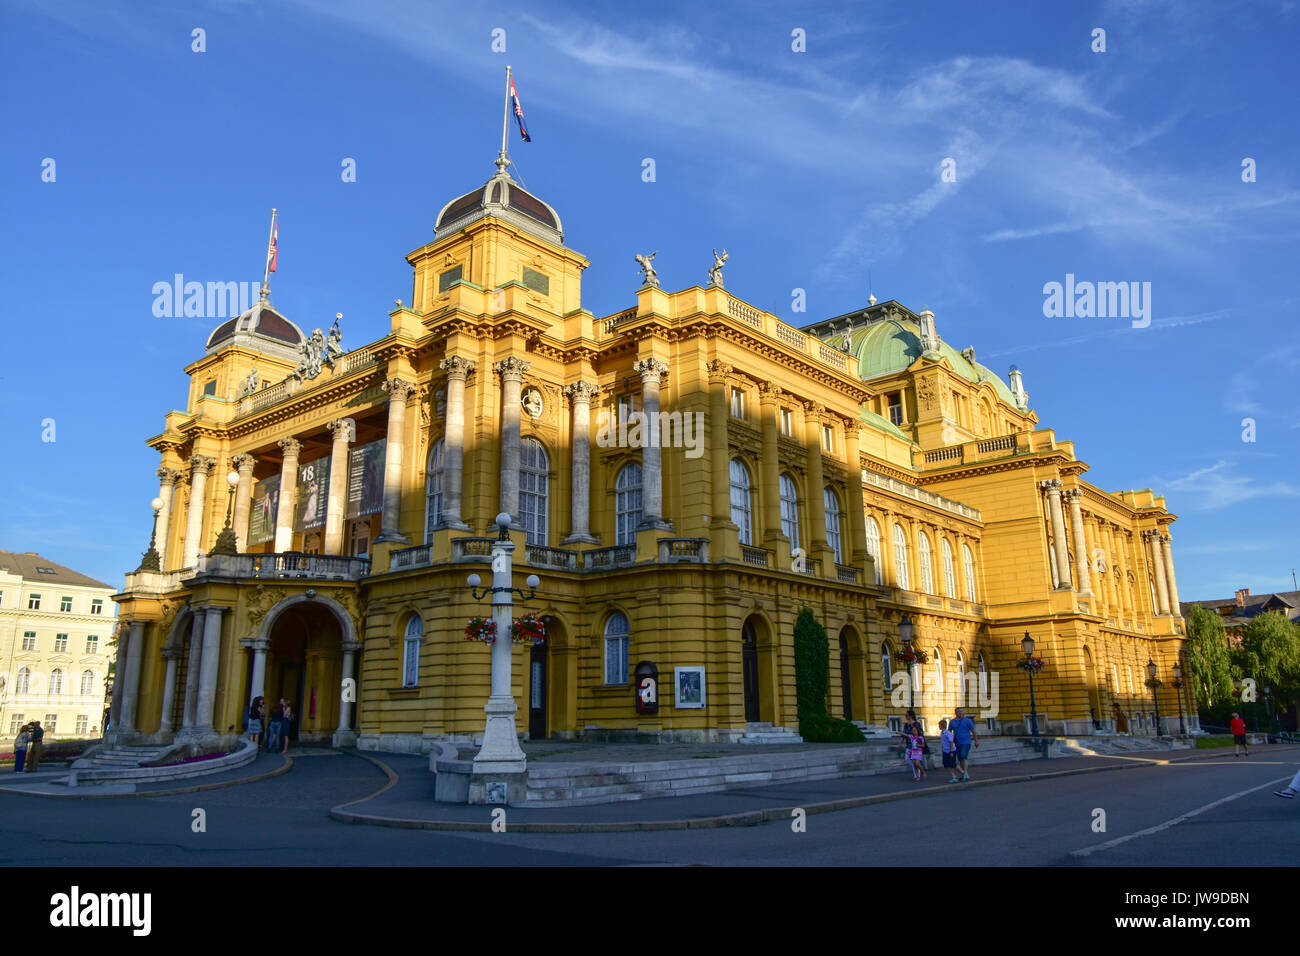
[50,668,63,696]
[918,531,934,594]
[424,439,445,542]
[823,488,843,565]
[779,474,800,550]
[604,612,630,685]
[955,650,967,706]
[1111,663,1120,694]
[962,543,978,601]
[978,652,988,699]
[520,437,549,546]
[941,538,957,598]
[401,615,423,689]
[81,670,95,696]
[892,523,911,590]
[932,649,944,695]
[729,458,753,545]
[881,643,893,698]
[865,516,883,584]
[615,462,643,545]
[16,667,30,695]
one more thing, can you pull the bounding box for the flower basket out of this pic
[465,616,497,644]
[1017,656,1046,673]
[511,613,546,645]
[894,648,929,666]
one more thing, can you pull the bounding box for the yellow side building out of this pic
[110,156,1194,753]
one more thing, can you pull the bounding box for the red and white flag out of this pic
[267,221,278,273]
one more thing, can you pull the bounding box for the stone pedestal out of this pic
[468,770,529,806]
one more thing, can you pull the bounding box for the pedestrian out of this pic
[951,706,978,782]
[26,720,44,773]
[266,699,283,754]
[246,696,265,747]
[280,700,294,755]
[1229,712,1249,757]
[939,718,959,782]
[1274,767,1300,799]
[13,724,31,773]
[905,727,927,781]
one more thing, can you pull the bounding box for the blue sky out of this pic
[1,0,1296,598]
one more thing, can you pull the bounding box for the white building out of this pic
[0,550,117,744]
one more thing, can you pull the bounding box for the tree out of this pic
[793,607,864,742]
[1235,611,1300,706]
[1183,604,1234,709]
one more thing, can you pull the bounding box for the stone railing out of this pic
[924,446,963,464]
[339,347,377,375]
[657,538,710,563]
[249,379,295,412]
[817,344,848,370]
[122,569,184,593]
[602,308,638,336]
[585,544,637,570]
[796,558,822,576]
[774,322,808,351]
[390,543,432,571]
[976,435,1016,454]
[861,469,982,521]
[526,545,580,571]
[191,552,370,581]
[836,565,859,584]
[741,545,771,568]
[450,537,494,562]
[727,297,763,328]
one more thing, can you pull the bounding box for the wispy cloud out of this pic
[1161,459,1300,511]
[982,308,1232,359]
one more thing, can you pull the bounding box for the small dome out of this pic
[848,318,1018,406]
[205,299,306,363]
[435,162,563,244]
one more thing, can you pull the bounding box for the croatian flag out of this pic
[510,76,532,142]
[267,221,278,273]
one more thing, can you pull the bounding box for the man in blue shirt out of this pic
[950,707,978,782]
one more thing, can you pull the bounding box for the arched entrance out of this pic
[839,633,853,721]
[742,620,760,722]
[257,601,345,746]
[539,615,575,738]
[1083,646,1103,730]
[528,640,548,740]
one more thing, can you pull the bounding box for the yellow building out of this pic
[1,551,117,745]
[110,154,1193,754]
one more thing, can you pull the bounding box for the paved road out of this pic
[0,749,1295,867]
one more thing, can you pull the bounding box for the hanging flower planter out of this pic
[894,647,929,666]
[511,613,547,645]
[1017,656,1046,673]
[465,616,497,644]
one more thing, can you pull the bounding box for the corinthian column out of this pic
[182,455,216,568]
[633,358,671,530]
[231,453,257,552]
[562,381,600,544]
[194,606,224,733]
[842,420,869,573]
[324,418,355,554]
[1041,479,1072,590]
[1162,533,1182,615]
[802,403,828,561]
[155,467,182,570]
[758,383,784,553]
[158,646,180,734]
[117,620,146,734]
[377,378,416,543]
[274,438,301,552]
[438,356,475,530]
[495,357,530,522]
[1147,530,1171,615]
[706,360,737,552]
[1064,488,1093,597]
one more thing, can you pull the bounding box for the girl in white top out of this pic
[940,719,958,783]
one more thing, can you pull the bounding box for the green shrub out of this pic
[799,713,866,743]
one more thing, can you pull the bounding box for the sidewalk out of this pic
[334,743,1300,833]
[0,751,292,798]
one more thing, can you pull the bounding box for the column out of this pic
[707,361,733,530]
[1147,531,1171,615]
[108,624,128,731]
[194,606,224,732]
[1162,533,1182,614]
[1041,479,1072,590]
[155,467,182,569]
[158,647,180,734]
[439,355,475,530]
[1102,523,1122,614]
[337,640,361,736]
[182,455,215,568]
[842,420,870,575]
[562,381,600,544]
[802,403,828,561]
[1064,489,1093,597]
[117,620,146,734]
[181,611,203,731]
[241,638,269,705]
[495,357,530,521]
[231,453,257,552]
[1084,517,1108,617]
[273,438,301,552]
[633,358,671,529]
[758,383,783,553]
[324,418,355,554]
[377,378,416,543]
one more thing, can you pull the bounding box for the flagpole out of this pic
[498,65,512,173]
[260,207,277,300]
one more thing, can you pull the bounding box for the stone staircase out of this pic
[737,722,804,745]
[54,739,258,786]
[72,745,175,772]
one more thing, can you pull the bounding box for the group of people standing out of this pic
[11,720,44,773]
[245,696,295,755]
[898,707,979,783]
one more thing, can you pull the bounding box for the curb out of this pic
[328,745,1274,833]
[0,754,294,800]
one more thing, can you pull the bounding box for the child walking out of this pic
[905,729,926,781]
[939,718,959,782]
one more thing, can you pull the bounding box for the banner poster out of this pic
[346,439,386,519]
[295,457,330,531]
[248,474,280,546]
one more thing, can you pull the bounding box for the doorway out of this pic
[839,633,853,722]
[742,621,760,722]
[529,641,548,739]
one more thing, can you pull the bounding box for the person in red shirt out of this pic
[1229,712,1249,757]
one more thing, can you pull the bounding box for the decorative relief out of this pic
[521,386,544,419]
[246,585,286,629]
[917,377,937,413]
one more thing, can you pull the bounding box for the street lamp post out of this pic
[1263,686,1273,735]
[464,514,540,804]
[899,614,915,710]
[1022,632,1039,738]
[136,497,166,572]
[1146,659,1162,736]
[1172,661,1186,735]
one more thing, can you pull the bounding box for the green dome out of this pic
[848,319,1017,406]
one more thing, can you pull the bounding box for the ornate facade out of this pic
[110,156,1193,753]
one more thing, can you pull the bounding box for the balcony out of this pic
[526,545,580,571]
[190,552,370,581]
[585,545,637,570]
[741,545,771,568]
[836,565,860,584]
[450,537,494,562]
[390,544,432,570]
[657,538,710,564]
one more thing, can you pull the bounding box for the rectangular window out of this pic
[779,407,793,436]
[54,634,68,652]
[202,380,217,396]
[0,591,4,606]
[75,715,88,735]
[822,424,835,453]
[604,635,629,685]
[521,266,550,296]
[22,632,36,651]
[90,599,103,615]
[45,714,57,733]
[887,392,903,426]
[60,596,73,613]
[8,715,23,735]
[28,594,41,610]
[730,388,745,419]
[86,636,99,654]
[438,265,463,291]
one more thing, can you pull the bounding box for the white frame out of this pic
[674,666,706,708]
